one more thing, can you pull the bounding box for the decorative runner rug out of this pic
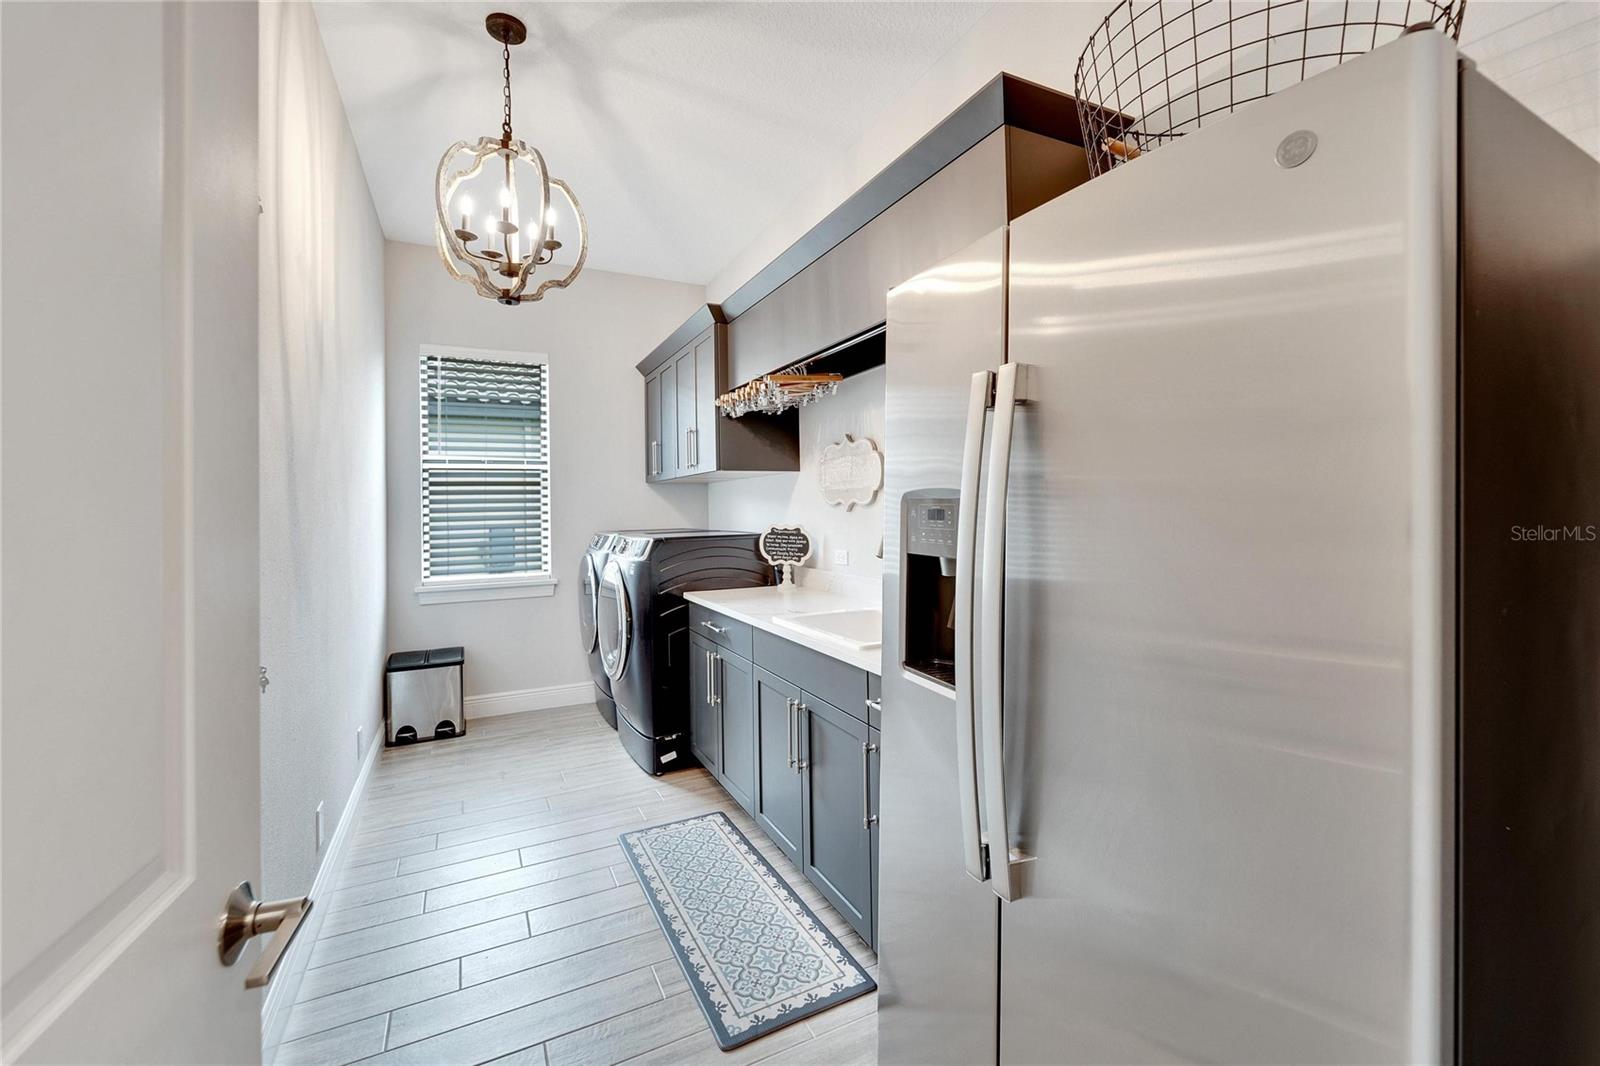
[620,811,876,1049]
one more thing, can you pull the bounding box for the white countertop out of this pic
[684,583,882,675]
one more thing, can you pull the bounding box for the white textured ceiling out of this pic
[312,1,991,284]
[1461,1,1598,160]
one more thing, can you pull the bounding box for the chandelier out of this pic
[435,13,587,305]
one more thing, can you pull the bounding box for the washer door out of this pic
[579,552,601,653]
[597,558,631,682]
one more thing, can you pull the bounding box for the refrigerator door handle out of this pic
[954,370,993,883]
[980,361,1027,902]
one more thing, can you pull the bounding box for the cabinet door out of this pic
[692,328,720,472]
[717,650,757,813]
[644,371,662,480]
[659,359,678,479]
[753,667,804,866]
[675,346,698,475]
[688,633,718,773]
[800,691,874,945]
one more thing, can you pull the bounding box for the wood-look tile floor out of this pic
[271,705,878,1066]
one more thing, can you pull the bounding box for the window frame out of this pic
[415,343,557,605]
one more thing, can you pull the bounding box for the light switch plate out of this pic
[833,548,850,566]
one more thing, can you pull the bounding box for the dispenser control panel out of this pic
[905,494,959,558]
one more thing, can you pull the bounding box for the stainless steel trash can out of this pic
[384,646,465,745]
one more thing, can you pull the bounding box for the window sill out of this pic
[414,575,558,605]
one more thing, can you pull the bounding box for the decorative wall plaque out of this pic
[818,434,883,511]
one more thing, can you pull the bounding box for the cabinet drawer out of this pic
[689,605,753,659]
[754,629,870,725]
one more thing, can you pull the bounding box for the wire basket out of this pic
[1074,0,1467,176]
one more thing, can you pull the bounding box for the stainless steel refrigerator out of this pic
[880,32,1600,1065]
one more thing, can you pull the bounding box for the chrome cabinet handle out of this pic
[701,620,728,636]
[688,427,698,468]
[864,697,881,716]
[218,881,312,989]
[712,653,722,706]
[705,650,714,705]
[979,362,1027,902]
[862,741,879,830]
[954,370,991,883]
[650,440,660,476]
[795,703,808,771]
[785,698,796,768]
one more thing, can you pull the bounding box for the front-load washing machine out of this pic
[597,530,769,774]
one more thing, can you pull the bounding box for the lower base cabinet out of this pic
[717,652,758,811]
[800,693,877,946]
[689,609,880,949]
[754,668,805,866]
[690,633,756,811]
[689,633,720,774]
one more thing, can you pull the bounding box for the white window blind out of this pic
[420,350,550,582]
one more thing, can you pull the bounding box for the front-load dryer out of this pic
[597,531,769,774]
[580,528,686,728]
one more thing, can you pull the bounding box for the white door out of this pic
[2,3,263,1062]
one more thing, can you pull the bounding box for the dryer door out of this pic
[579,550,602,653]
[597,558,632,682]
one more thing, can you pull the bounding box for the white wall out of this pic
[706,367,887,583]
[384,240,707,705]
[259,0,387,904]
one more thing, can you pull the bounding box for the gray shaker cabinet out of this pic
[753,666,805,868]
[688,604,879,947]
[640,313,797,483]
[799,691,876,948]
[689,632,758,814]
[688,633,719,774]
[644,372,662,480]
[717,649,758,813]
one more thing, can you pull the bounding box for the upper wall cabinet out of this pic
[637,74,1093,484]
[643,313,798,483]
[727,126,1087,386]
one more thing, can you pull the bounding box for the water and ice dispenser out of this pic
[901,490,959,687]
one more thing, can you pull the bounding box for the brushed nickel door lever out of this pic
[218,881,312,989]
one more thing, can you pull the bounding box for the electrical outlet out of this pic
[833,548,850,566]
[315,801,325,852]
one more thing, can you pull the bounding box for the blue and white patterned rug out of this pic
[620,811,876,1049]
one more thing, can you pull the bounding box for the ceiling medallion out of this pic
[435,12,587,305]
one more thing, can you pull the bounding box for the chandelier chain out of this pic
[501,40,513,144]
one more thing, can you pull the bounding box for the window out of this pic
[417,346,553,603]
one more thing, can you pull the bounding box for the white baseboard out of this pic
[261,731,382,1060]
[465,682,595,719]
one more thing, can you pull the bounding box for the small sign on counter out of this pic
[759,525,813,585]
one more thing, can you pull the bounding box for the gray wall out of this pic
[384,240,708,707]
[259,1,388,901]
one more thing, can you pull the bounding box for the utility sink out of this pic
[770,608,882,651]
